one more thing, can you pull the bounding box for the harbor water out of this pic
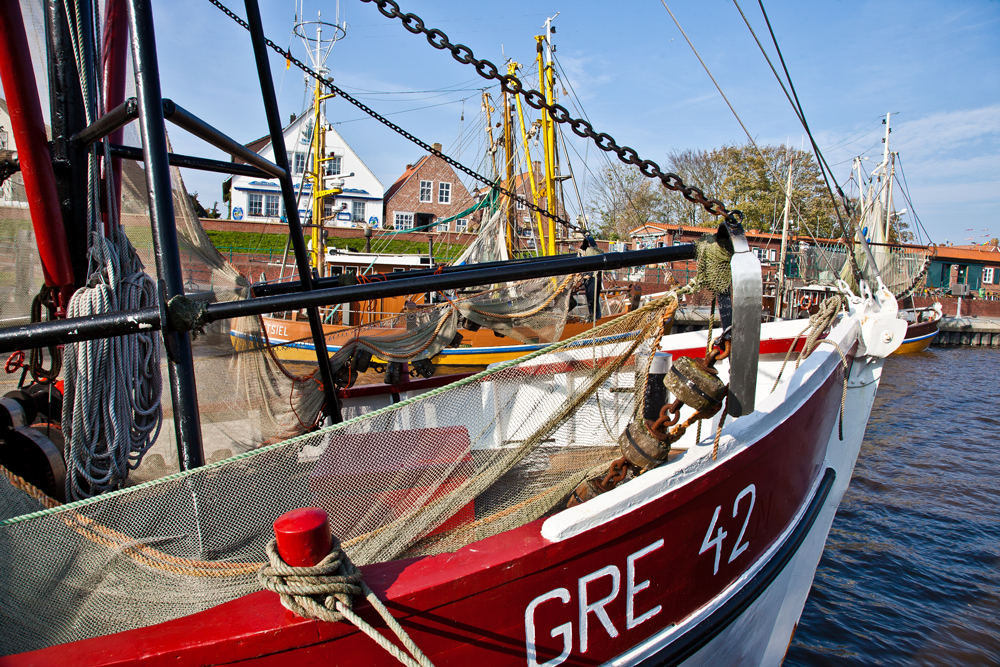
[785,348,1000,665]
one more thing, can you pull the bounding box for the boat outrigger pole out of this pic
[126,0,204,468]
[243,0,342,423]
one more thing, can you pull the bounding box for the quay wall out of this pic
[933,317,1000,348]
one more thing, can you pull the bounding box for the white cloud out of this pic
[892,105,1000,161]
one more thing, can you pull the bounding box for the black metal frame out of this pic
[0,245,698,353]
[44,0,91,289]
[126,0,204,469]
[19,0,698,473]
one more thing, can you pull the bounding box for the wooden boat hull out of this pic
[7,320,879,667]
[893,318,940,355]
[232,315,621,369]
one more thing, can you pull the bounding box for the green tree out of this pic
[585,143,843,241]
[586,161,667,240]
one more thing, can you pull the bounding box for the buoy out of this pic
[273,507,332,567]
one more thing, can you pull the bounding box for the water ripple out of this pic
[785,348,1000,666]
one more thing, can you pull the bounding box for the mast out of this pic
[294,4,346,277]
[776,148,794,318]
[504,62,515,256]
[879,112,892,243]
[482,91,497,180]
[513,73,546,256]
[885,151,897,242]
[537,12,559,256]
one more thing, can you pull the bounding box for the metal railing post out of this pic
[243,0,341,422]
[126,0,204,469]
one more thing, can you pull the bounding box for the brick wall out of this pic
[912,295,1000,318]
[384,155,476,232]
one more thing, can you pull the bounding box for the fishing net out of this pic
[0,293,676,655]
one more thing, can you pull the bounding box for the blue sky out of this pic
[10,0,1000,244]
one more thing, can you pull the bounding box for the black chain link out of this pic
[360,0,742,224]
[206,0,583,234]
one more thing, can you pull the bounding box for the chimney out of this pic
[432,143,442,153]
[290,113,296,124]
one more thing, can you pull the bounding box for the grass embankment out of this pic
[205,230,468,262]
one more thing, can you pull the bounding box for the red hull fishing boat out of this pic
[0,1,905,666]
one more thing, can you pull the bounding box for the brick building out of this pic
[383,144,476,233]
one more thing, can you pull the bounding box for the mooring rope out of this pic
[259,538,436,667]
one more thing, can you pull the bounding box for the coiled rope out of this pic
[259,538,436,667]
[64,227,163,500]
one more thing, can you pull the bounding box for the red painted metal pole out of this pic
[273,508,332,567]
[0,0,75,294]
[101,0,129,213]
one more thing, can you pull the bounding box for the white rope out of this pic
[62,0,163,500]
[64,228,163,500]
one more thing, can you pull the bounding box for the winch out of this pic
[0,382,66,501]
[568,336,732,508]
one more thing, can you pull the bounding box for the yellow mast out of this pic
[482,91,498,180]
[504,62,517,257]
[514,69,546,257]
[536,35,557,256]
[309,84,342,276]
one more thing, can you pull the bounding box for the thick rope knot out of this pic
[258,538,363,623]
[257,536,437,667]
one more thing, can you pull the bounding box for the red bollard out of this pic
[273,508,332,567]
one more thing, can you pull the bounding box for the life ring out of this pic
[799,295,810,310]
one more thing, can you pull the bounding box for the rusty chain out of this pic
[359,0,742,224]
[206,0,583,233]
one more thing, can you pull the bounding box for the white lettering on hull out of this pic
[523,483,758,663]
[265,324,289,338]
[524,540,662,666]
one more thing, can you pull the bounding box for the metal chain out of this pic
[206,0,582,234]
[359,0,741,223]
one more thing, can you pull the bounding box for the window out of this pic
[516,197,525,210]
[292,152,306,175]
[438,182,451,204]
[419,181,432,203]
[455,218,468,233]
[264,194,280,217]
[352,201,365,222]
[394,212,414,230]
[248,193,263,217]
[323,199,334,220]
[985,267,995,284]
[326,155,341,176]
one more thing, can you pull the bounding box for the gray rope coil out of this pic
[259,538,437,667]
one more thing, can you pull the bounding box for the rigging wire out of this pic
[730,0,856,242]
[207,0,581,233]
[659,1,840,273]
[551,51,656,236]
[894,155,933,244]
[330,94,480,125]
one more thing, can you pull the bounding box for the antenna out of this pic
[293,0,347,78]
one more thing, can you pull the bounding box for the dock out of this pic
[933,317,1000,348]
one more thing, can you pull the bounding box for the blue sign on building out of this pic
[233,207,244,221]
